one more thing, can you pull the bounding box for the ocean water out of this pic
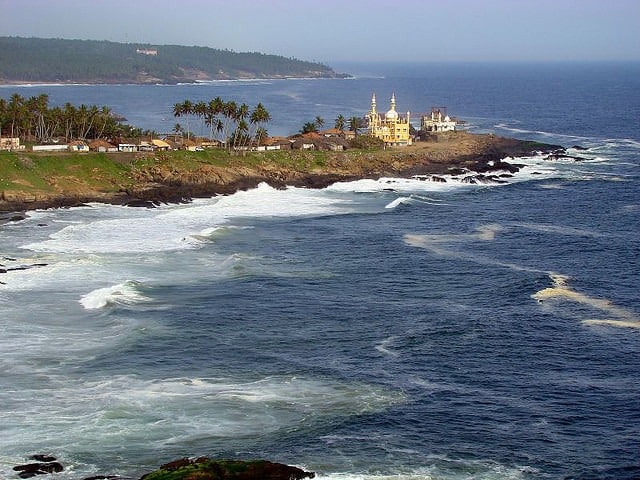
[1,62,639,480]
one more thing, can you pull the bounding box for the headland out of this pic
[0,131,565,215]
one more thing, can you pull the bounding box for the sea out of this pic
[1,62,639,480]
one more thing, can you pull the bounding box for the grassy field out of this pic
[0,147,345,197]
[1,132,557,209]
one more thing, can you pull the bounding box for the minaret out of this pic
[390,93,396,113]
[371,93,377,114]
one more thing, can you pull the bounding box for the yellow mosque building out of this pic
[366,93,412,147]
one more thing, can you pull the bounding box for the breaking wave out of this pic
[79,280,152,310]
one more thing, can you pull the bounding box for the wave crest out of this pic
[79,280,151,310]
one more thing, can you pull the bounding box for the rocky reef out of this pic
[11,456,314,480]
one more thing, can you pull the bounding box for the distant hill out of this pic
[0,37,349,84]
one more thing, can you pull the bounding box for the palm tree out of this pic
[0,98,7,136]
[334,114,346,132]
[222,100,238,149]
[314,116,325,131]
[205,97,224,141]
[249,102,271,149]
[194,101,207,137]
[232,103,250,150]
[94,105,112,140]
[7,93,25,139]
[301,121,318,134]
[62,103,77,141]
[255,126,269,146]
[181,100,194,139]
[349,116,362,136]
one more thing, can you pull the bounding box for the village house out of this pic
[151,139,171,151]
[118,143,137,152]
[88,139,117,152]
[0,137,23,151]
[32,144,69,152]
[68,140,89,152]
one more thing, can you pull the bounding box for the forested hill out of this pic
[0,37,348,84]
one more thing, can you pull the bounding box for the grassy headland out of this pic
[0,131,562,213]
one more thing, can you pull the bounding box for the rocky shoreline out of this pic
[0,132,568,216]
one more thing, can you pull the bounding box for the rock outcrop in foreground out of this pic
[12,456,314,480]
[141,458,314,480]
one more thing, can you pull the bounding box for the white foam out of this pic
[512,222,604,238]
[20,183,352,255]
[79,280,151,310]
[385,197,412,209]
[0,374,404,463]
[313,457,536,480]
[532,273,640,329]
[375,336,400,357]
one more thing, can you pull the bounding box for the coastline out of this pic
[0,131,564,215]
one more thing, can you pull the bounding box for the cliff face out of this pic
[0,132,563,213]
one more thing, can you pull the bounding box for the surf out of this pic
[79,280,152,310]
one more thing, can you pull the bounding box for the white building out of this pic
[421,107,457,133]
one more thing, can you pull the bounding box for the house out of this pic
[151,139,171,151]
[89,139,117,152]
[32,144,69,152]
[261,137,292,151]
[0,137,23,151]
[199,140,222,149]
[182,139,200,151]
[344,130,356,140]
[118,143,138,152]
[321,128,344,138]
[68,140,89,152]
[138,141,154,152]
[291,138,316,150]
[136,48,158,56]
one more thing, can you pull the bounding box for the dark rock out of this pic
[430,176,447,182]
[13,461,64,478]
[140,458,314,480]
[9,214,26,222]
[472,158,520,174]
[571,145,589,150]
[124,199,160,208]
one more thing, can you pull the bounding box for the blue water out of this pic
[1,62,639,480]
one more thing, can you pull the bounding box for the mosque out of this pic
[366,93,412,147]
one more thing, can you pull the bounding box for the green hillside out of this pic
[0,37,347,84]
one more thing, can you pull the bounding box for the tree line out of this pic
[299,114,366,135]
[0,93,142,143]
[0,37,344,83]
[172,98,271,151]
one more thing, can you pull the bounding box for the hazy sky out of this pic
[1,0,639,64]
